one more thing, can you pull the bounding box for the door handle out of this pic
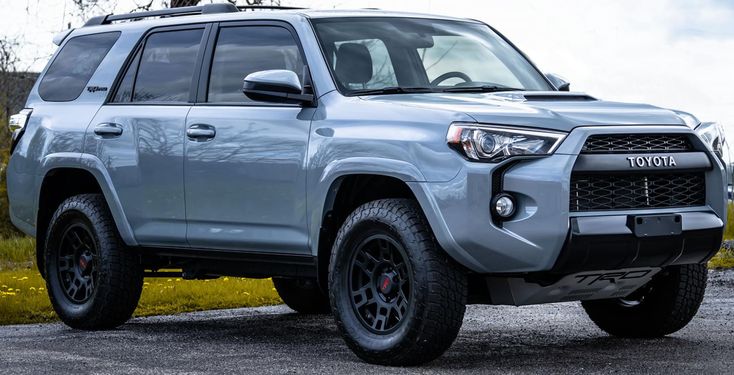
[94,123,123,137]
[187,124,216,140]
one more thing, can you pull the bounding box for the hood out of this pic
[360,91,690,132]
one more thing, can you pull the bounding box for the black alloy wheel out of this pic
[329,199,467,366]
[349,234,412,334]
[45,194,143,330]
[56,222,99,304]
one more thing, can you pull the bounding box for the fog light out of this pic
[493,194,516,218]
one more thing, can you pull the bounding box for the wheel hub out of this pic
[57,223,98,304]
[348,234,412,334]
[78,252,93,274]
[377,270,399,299]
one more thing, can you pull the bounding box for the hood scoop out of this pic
[491,92,598,103]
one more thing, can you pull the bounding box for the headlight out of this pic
[446,123,566,162]
[696,122,726,159]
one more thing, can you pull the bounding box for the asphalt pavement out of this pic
[1,270,732,374]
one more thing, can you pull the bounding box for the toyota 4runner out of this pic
[6,4,728,366]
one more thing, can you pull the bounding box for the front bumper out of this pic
[410,126,727,274]
[553,213,722,274]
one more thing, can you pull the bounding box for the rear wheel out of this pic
[273,277,330,314]
[45,194,143,330]
[582,264,707,338]
[329,199,467,366]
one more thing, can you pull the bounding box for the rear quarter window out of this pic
[38,32,120,102]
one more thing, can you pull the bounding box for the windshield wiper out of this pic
[440,85,525,93]
[350,87,435,96]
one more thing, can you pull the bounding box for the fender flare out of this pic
[38,153,138,247]
[309,157,427,256]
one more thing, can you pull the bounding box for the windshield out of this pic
[311,17,553,95]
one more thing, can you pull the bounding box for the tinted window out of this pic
[38,32,120,102]
[132,29,203,103]
[208,26,304,103]
[112,48,141,103]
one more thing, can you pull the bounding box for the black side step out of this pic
[139,247,317,279]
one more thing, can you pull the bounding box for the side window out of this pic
[121,28,204,103]
[332,39,398,90]
[112,49,141,103]
[38,32,120,102]
[207,26,305,103]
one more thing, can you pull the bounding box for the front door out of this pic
[184,23,313,254]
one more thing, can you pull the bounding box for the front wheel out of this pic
[329,199,467,366]
[582,264,707,338]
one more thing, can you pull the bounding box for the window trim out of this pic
[195,20,316,108]
[106,23,211,106]
[39,31,121,103]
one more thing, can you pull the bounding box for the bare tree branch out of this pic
[170,0,200,7]
[131,0,155,12]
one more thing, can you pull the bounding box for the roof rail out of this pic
[83,3,238,27]
[237,6,307,11]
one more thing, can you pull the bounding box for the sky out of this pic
[1,0,732,135]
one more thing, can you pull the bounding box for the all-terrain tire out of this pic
[45,194,143,330]
[329,199,467,366]
[273,277,330,314]
[582,264,707,338]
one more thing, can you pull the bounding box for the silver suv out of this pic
[6,4,727,366]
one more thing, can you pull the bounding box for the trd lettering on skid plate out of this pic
[574,270,652,285]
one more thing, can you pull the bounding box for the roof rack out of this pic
[237,6,307,11]
[83,3,238,27]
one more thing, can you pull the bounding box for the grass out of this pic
[0,238,281,325]
[709,247,734,270]
[0,236,34,270]
[725,203,734,240]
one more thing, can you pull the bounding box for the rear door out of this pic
[184,21,313,253]
[87,25,208,247]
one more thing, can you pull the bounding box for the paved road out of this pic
[1,271,733,374]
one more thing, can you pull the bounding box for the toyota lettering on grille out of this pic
[626,155,677,168]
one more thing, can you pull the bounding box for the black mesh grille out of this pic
[582,134,692,154]
[570,173,705,212]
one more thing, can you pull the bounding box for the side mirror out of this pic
[243,69,314,105]
[545,73,571,92]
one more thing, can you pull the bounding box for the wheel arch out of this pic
[36,154,138,276]
[313,171,429,291]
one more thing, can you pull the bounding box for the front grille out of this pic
[570,173,705,212]
[581,134,692,154]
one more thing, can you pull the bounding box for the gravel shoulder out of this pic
[1,270,732,374]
